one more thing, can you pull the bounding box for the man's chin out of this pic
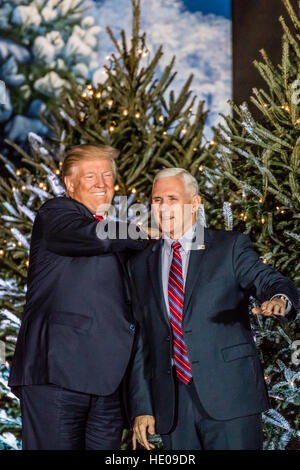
[160,223,176,238]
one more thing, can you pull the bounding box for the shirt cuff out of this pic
[270,294,292,315]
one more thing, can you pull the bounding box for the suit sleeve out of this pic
[232,233,299,322]
[126,259,154,422]
[39,199,148,257]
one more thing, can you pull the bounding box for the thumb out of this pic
[132,433,137,450]
[252,307,261,314]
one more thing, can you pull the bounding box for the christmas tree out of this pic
[207,0,300,449]
[48,1,215,200]
[0,133,66,449]
[0,0,102,145]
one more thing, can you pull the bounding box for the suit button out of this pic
[129,324,135,332]
[165,336,170,341]
[167,369,171,375]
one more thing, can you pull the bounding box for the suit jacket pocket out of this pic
[221,343,255,362]
[49,311,92,332]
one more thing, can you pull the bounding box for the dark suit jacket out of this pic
[9,195,147,396]
[126,227,299,434]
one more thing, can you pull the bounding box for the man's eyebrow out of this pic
[152,194,179,198]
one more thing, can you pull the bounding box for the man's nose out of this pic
[94,173,105,187]
[160,203,171,213]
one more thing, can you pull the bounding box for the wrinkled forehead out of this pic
[152,175,186,197]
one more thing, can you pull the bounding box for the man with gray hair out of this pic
[126,167,298,450]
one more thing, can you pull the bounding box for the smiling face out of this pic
[152,175,201,239]
[64,158,115,214]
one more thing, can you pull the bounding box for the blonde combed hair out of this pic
[62,144,119,182]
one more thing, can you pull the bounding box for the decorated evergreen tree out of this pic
[0,0,102,144]
[0,133,65,449]
[48,0,216,202]
[207,0,300,449]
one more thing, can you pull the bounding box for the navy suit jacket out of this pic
[9,196,147,396]
[126,227,299,434]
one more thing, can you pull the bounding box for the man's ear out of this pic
[192,194,202,212]
[64,175,74,196]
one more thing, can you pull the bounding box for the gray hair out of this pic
[153,168,199,197]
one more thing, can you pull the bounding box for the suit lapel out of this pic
[147,239,170,324]
[183,226,213,315]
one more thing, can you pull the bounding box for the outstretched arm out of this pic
[233,233,299,321]
[39,198,147,256]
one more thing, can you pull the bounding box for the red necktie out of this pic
[94,215,104,221]
[168,241,192,384]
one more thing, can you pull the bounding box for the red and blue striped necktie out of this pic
[168,241,192,384]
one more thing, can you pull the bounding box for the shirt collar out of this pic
[162,224,196,255]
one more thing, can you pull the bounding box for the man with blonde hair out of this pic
[127,167,298,450]
[9,143,147,450]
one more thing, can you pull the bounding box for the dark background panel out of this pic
[232,0,298,114]
[183,0,231,17]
